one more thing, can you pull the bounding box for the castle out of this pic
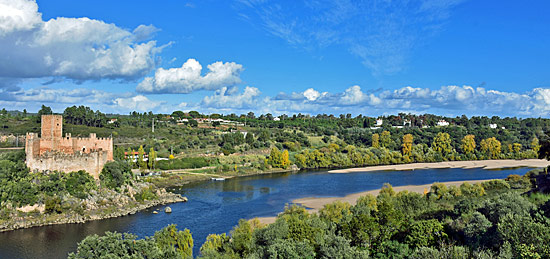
[25,115,113,179]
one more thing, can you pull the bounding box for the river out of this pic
[0,167,533,258]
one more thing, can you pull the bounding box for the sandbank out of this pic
[328,159,550,174]
[254,179,502,225]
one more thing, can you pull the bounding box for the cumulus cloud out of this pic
[197,84,550,117]
[0,0,162,83]
[0,86,164,112]
[201,86,261,109]
[137,59,244,94]
[113,95,164,111]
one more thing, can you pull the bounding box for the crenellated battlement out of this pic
[25,115,113,179]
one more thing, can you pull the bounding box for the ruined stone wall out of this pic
[72,134,113,160]
[26,151,108,179]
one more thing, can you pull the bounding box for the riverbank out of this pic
[255,179,493,225]
[0,184,187,233]
[329,159,550,173]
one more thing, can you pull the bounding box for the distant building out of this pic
[376,119,383,126]
[273,117,281,121]
[107,118,117,124]
[437,120,449,126]
[25,115,113,179]
[489,123,498,129]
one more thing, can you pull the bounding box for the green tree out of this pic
[65,170,95,199]
[245,132,254,145]
[148,148,157,170]
[380,131,391,148]
[512,143,522,155]
[461,134,476,155]
[405,219,447,248]
[114,146,125,161]
[154,224,194,258]
[372,133,380,148]
[531,136,541,155]
[37,104,52,116]
[100,161,133,189]
[267,147,285,168]
[432,132,453,157]
[402,134,413,156]
[480,137,501,159]
[281,150,290,169]
[138,145,146,169]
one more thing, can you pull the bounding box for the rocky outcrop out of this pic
[0,183,187,232]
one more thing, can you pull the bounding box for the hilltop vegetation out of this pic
[0,106,547,176]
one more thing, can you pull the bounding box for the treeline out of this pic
[68,171,550,258]
[264,131,540,170]
[63,105,107,127]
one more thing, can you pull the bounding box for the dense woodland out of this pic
[0,105,548,174]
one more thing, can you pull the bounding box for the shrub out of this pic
[65,170,95,199]
[45,195,63,214]
[100,161,133,189]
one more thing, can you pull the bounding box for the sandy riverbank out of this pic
[328,159,550,174]
[255,179,496,225]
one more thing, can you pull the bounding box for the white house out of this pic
[489,123,498,129]
[273,117,281,121]
[376,119,383,126]
[437,120,449,126]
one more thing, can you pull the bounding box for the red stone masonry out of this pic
[25,115,113,179]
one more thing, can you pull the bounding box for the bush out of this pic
[45,195,63,214]
[65,170,95,199]
[100,161,133,189]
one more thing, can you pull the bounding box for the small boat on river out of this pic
[211,177,226,181]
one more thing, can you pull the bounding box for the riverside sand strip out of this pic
[328,159,550,173]
[255,159,550,225]
[255,179,491,225]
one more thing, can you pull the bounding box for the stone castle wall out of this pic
[25,115,113,179]
[25,150,109,179]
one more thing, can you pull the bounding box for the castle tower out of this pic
[41,115,63,150]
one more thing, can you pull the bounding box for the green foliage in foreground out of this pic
[0,151,96,208]
[68,224,193,259]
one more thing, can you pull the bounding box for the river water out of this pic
[0,167,533,258]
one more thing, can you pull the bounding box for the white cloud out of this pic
[113,95,164,112]
[0,0,162,83]
[197,84,550,117]
[303,88,320,101]
[201,86,260,109]
[137,59,244,94]
[0,0,41,35]
[0,86,164,112]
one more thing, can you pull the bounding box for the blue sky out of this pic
[0,0,549,117]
